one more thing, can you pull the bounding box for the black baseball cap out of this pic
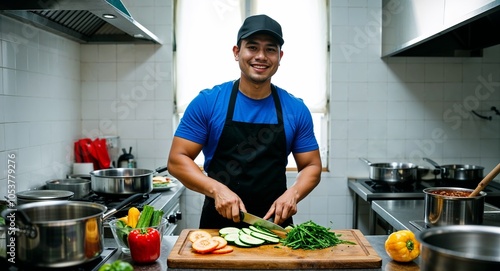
[237,14,284,46]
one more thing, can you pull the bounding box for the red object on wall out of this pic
[74,138,111,170]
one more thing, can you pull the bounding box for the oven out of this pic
[163,201,182,236]
[349,177,500,235]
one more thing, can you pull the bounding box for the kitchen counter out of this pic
[372,199,500,234]
[103,235,420,271]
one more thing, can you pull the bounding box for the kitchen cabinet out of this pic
[382,0,500,57]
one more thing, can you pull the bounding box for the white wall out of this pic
[0,15,81,196]
[1,0,499,234]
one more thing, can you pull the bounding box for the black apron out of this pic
[200,79,292,228]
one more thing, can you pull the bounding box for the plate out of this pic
[152,180,178,191]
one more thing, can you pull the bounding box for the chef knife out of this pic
[239,211,287,232]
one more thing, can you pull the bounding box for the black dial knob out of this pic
[168,214,177,223]
[175,211,182,220]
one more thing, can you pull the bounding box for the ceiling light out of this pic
[103,14,116,19]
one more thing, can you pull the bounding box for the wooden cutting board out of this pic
[167,229,382,269]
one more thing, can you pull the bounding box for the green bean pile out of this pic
[280,220,356,250]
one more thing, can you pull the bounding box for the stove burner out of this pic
[74,192,161,218]
[361,180,424,193]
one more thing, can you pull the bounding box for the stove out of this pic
[75,192,162,219]
[349,177,500,234]
[2,247,117,271]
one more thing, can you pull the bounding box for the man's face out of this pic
[234,33,283,84]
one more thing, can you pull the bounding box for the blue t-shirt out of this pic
[174,80,319,170]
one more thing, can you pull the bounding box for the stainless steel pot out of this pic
[90,165,167,195]
[424,187,486,227]
[359,158,418,184]
[16,190,74,205]
[0,193,146,268]
[418,225,500,271]
[423,158,484,183]
[46,178,91,199]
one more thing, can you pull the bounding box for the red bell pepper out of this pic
[128,227,161,264]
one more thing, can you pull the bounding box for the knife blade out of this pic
[239,211,287,232]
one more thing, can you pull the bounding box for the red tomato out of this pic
[212,245,234,254]
[188,230,212,243]
[211,236,228,249]
[192,238,219,254]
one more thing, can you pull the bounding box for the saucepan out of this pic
[0,193,146,268]
[359,158,418,184]
[46,178,91,199]
[90,165,168,196]
[423,187,486,227]
[423,158,484,184]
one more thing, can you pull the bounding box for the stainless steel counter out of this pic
[372,199,500,234]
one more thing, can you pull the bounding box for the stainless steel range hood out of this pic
[0,0,162,44]
[382,0,500,57]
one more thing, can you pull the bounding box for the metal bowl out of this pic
[418,225,500,271]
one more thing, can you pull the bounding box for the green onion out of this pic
[280,220,356,250]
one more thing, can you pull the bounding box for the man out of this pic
[167,14,321,229]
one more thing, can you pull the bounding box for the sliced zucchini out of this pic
[250,231,280,243]
[223,233,239,243]
[239,233,265,246]
[249,225,279,238]
[240,228,253,235]
[234,237,253,247]
[219,227,240,236]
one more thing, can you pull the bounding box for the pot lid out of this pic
[47,178,91,185]
[16,190,74,200]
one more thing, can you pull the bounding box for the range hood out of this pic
[0,0,162,44]
[382,0,500,57]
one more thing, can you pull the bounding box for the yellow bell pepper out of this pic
[127,207,141,228]
[118,216,128,224]
[385,230,420,262]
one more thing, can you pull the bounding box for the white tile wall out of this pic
[0,14,81,196]
[1,1,499,235]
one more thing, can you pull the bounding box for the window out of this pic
[175,0,328,169]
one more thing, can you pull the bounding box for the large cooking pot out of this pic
[418,225,500,271]
[16,190,74,205]
[0,193,146,268]
[90,165,167,195]
[46,178,91,199]
[423,158,484,184]
[424,187,486,227]
[359,158,418,184]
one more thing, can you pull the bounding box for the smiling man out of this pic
[167,14,322,229]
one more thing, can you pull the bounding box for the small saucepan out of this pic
[423,158,484,184]
[359,158,418,184]
[46,178,91,199]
